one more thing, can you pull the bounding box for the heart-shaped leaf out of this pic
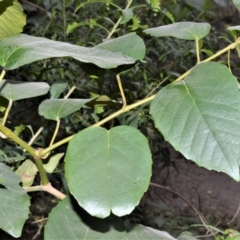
[39,99,90,120]
[0,163,30,237]
[0,0,26,40]
[64,126,152,218]
[150,62,240,181]
[0,80,50,101]
[144,22,211,40]
[0,34,138,70]
[44,197,176,240]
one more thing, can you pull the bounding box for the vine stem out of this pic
[23,183,66,200]
[0,124,49,185]
[107,0,133,39]
[49,119,60,146]
[0,69,6,82]
[1,100,12,126]
[195,38,200,63]
[116,74,127,108]
[39,95,155,157]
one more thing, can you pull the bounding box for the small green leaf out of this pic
[15,159,38,187]
[150,62,240,181]
[0,34,137,70]
[50,81,68,99]
[0,163,30,237]
[120,8,134,24]
[64,126,152,218]
[0,0,26,40]
[144,22,211,40]
[233,0,240,11]
[39,99,90,120]
[0,80,50,101]
[44,197,176,240]
[13,124,25,136]
[43,153,64,173]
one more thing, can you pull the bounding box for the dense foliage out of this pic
[1,0,240,239]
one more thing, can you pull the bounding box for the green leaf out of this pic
[0,163,30,237]
[50,81,68,99]
[15,159,38,187]
[39,99,90,120]
[184,0,207,11]
[150,62,240,181]
[43,153,64,173]
[144,22,211,40]
[0,0,26,40]
[44,197,176,240]
[95,33,146,61]
[227,25,240,31]
[0,80,50,101]
[64,126,152,218]
[233,0,240,11]
[120,8,134,24]
[0,34,138,70]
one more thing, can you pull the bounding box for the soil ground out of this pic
[144,145,240,238]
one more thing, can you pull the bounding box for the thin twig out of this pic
[227,200,240,225]
[21,0,47,12]
[116,74,127,108]
[149,182,215,236]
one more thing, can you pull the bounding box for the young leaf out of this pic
[15,159,38,187]
[144,22,211,40]
[0,34,137,70]
[0,163,30,237]
[0,80,50,101]
[44,197,176,240]
[50,81,68,99]
[39,99,90,120]
[0,0,26,40]
[150,62,240,181]
[64,126,152,218]
[120,8,134,24]
[43,153,64,173]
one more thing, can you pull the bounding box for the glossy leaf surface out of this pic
[150,62,240,181]
[65,126,152,218]
[0,163,30,237]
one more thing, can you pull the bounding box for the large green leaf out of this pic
[0,0,26,40]
[64,126,152,218]
[44,197,176,240]
[0,34,138,70]
[39,99,90,120]
[95,33,146,61]
[0,80,50,101]
[144,22,211,40]
[150,62,240,181]
[0,163,30,237]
